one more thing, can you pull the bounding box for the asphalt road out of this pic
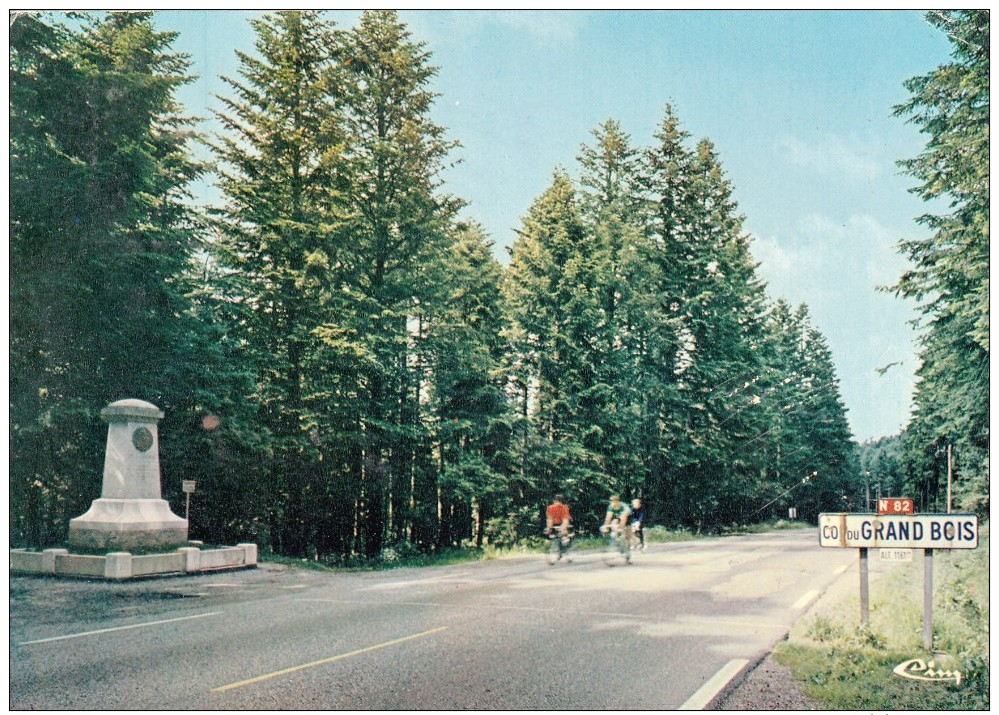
[10,530,857,710]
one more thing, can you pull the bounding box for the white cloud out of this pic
[776,133,883,182]
[751,214,919,440]
[754,213,909,307]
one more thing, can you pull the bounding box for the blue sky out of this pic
[152,9,954,443]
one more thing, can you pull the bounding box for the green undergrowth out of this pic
[258,520,799,571]
[261,546,487,572]
[720,518,813,535]
[775,524,989,710]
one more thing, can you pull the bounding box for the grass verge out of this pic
[775,524,989,710]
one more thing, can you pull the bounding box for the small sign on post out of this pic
[878,498,914,515]
[877,497,914,563]
[182,480,196,523]
[879,548,913,562]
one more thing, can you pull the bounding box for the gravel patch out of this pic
[711,653,822,710]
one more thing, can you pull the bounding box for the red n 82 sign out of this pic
[877,498,914,515]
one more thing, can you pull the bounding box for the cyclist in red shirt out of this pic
[545,494,571,536]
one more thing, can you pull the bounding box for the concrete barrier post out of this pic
[42,548,69,574]
[239,543,258,566]
[179,547,201,572]
[104,552,133,579]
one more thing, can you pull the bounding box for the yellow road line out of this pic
[212,626,448,693]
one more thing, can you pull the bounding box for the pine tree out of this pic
[210,10,347,556]
[626,106,699,524]
[339,10,461,556]
[797,325,856,519]
[505,171,611,525]
[577,119,644,221]
[760,303,854,521]
[677,138,772,525]
[427,222,513,548]
[10,11,205,546]
[892,10,989,512]
[631,107,786,530]
[575,119,653,515]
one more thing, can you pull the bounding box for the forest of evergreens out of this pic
[9,11,988,561]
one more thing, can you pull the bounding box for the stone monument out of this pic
[68,399,188,551]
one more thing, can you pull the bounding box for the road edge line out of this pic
[691,560,859,710]
[679,658,750,710]
[18,611,223,646]
[792,589,820,611]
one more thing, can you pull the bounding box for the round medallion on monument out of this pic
[132,426,154,452]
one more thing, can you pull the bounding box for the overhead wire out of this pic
[747,470,818,520]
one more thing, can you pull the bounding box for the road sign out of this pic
[877,498,914,515]
[818,513,978,549]
[182,480,197,494]
[879,548,913,562]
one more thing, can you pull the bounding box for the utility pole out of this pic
[946,443,953,514]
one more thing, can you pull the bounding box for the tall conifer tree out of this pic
[428,223,512,547]
[10,12,204,545]
[892,10,989,511]
[339,10,461,556]
[576,120,649,510]
[210,10,346,556]
[760,302,854,521]
[505,171,611,520]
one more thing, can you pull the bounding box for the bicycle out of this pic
[546,529,575,565]
[601,520,631,565]
[628,524,644,552]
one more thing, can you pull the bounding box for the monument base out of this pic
[10,543,258,579]
[68,498,188,551]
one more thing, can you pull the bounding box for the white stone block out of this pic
[131,552,186,576]
[179,547,201,572]
[104,552,133,579]
[239,543,258,565]
[54,554,105,577]
[42,548,68,573]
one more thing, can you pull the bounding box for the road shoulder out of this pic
[709,651,821,710]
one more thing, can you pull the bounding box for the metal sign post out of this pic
[182,480,197,523]
[859,547,869,625]
[924,548,933,650]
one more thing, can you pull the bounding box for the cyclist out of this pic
[600,494,632,542]
[628,498,646,550]
[545,494,571,537]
